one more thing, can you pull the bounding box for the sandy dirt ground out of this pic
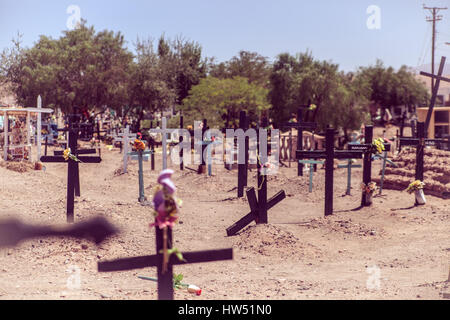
[0,125,449,300]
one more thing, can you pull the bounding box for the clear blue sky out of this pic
[1,0,450,72]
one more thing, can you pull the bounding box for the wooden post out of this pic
[238,111,246,198]
[257,117,268,224]
[179,115,184,171]
[361,125,373,207]
[324,128,334,216]
[416,122,425,182]
[297,108,303,176]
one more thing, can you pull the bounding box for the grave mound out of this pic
[299,216,385,238]
[373,148,450,198]
[0,160,35,173]
[233,224,321,258]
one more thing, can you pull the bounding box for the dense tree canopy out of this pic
[1,22,133,114]
[180,76,270,128]
[269,52,370,137]
[354,60,429,122]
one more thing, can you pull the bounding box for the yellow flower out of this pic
[63,148,71,161]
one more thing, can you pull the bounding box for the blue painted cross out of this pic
[128,149,153,203]
[298,159,324,192]
[337,159,362,196]
[372,151,397,195]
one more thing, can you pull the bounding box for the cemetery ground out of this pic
[0,126,448,300]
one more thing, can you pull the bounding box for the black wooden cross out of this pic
[419,56,450,134]
[98,224,233,300]
[297,128,364,216]
[226,187,285,236]
[281,107,317,176]
[399,122,449,183]
[227,117,286,235]
[53,147,98,197]
[40,125,101,223]
[347,125,391,206]
[237,111,250,197]
[0,216,117,248]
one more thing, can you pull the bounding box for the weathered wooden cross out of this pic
[98,225,233,300]
[282,107,317,176]
[226,187,286,236]
[40,119,101,223]
[237,111,250,197]
[346,126,391,205]
[297,128,364,216]
[113,125,136,174]
[300,159,325,193]
[419,56,450,134]
[227,117,286,235]
[399,122,449,184]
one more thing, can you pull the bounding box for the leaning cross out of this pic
[98,224,233,300]
[226,187,286,236]
[114,126,136,174]
[419,56,450,134]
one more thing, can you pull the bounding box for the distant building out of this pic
[415,74,450,138]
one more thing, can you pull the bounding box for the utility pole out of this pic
[423,5,447,93]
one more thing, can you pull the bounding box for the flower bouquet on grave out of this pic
[308,104,317,111]
[371,138,386,155]
[361,181,377,205]
[150,169,185,273]
[131,133,146,152]
[406,180,426,205]
[63,148,82,162]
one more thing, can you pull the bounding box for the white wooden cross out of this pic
[113,125,136,173]
[149,117,177,170]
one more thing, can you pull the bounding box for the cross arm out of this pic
[54,149,97,156]
[98,248,233,272]
[419,71,450,83]
[296,150,326,159]
[333,151,364,159]
[40,156,101,163]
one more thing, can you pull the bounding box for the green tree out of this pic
[269,52,370,136]
[210,51,271,87]
[354,60,429,123]
[1,21,133,115]
[180,76,270,128]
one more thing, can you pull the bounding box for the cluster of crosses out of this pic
[17,57,448,300]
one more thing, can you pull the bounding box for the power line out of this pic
[423,4,447,92]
